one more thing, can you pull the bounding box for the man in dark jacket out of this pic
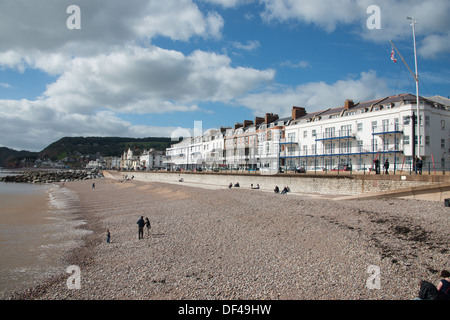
[415,280,439,300]
[137,216,145,239]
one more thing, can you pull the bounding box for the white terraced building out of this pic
[165,94,450,173]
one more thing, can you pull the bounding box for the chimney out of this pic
[254,117,264,126]
[345,99,354,110]
[292,106,306,120]
[243,120,254,128]
[234,122,243,130]
[265,113,279,124]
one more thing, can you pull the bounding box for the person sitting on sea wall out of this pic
[274,186,279,193]
[281,186,290,194]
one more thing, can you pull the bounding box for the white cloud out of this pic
[232,40,261,51]
[279,60,311,69]
[236,70,390,117]
[202,0,252,8]
[0,45,275,151]
[40,46,274,114]
[0,98,181,151]
[260,0,450,58]
[0,0,225,71]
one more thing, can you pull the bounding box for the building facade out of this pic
[121,148,165,170]
[164,94,450,172]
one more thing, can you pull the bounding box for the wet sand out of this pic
[6,176,449,300]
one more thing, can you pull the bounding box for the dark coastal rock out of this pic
[0,169,103,184]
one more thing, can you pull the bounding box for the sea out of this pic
[0,168,92,298]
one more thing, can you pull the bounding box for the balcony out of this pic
[372,124,404,136]
[315,130,357,141]
[279,138,298,145]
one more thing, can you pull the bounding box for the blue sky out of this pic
[0,0,449,152]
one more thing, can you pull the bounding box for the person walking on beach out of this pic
[137,216,145,240]
[145,217,151,238]
[106,229,110,243]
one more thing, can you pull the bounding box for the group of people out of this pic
[415,270,450,300]
[274,186,290,194]
[373,156,424,175]
[228,182,240,188]
[137,216,152,239]
[106,216,152,243]
[373,158,390,175]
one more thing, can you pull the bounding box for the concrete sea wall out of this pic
[105,171,450,199]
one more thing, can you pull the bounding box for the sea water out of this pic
[0,169,92,298]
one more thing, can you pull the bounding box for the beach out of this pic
[5,173,449,300]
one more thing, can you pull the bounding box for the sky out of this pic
[0,0,449,152]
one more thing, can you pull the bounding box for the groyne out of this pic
[0,169,103,184]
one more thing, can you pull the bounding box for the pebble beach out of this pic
[5,173,449,300]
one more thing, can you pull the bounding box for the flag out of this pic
[391,47,397,62]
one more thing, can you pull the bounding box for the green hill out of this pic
[39,136,177,160]
[0,147,38,168]
[1,136,180,167]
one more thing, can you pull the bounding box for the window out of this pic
[303,145,308,154]
[312,129,317,137]
[288,132,295,142]
[425,116,430,127]
[414,135,422,145]
[403,116,410,125]
[425,136,430,146]
[382,119,389,132]
[325,127,335,138]
[383,139,389,151]
[442,120,446,129]
[357,123,363,132]
[303,130,307,138]
[341,125,352,136]
[441,139,445,149]
[371,121,377,132]
[394,118,400,131]
[372,139,378,152]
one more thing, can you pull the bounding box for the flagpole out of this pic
[407,16,420,158]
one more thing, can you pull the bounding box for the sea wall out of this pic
[104,171,449,196]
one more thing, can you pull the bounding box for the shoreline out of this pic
[5,176,449,300]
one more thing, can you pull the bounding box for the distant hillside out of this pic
[1,136,179,167]
[39,136,178,160]
[0,147,38,168]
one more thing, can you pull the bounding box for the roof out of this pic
[427,95,450,107]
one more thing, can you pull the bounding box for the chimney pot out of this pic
[292,106,306,120]
[345,99,354,110]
